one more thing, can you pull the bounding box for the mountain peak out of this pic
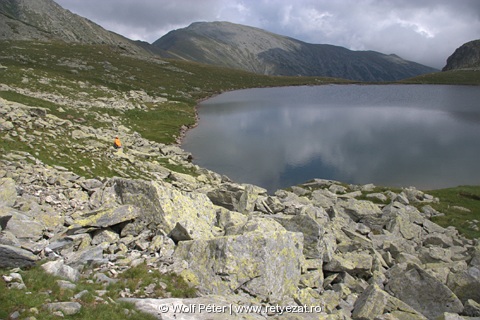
[153,21,437,81]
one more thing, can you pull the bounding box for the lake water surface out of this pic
[182,85,480,193]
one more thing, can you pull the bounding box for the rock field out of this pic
[1,94,480,319]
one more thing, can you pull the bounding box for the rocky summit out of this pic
[1,95,480,319]
[443,39,480,71]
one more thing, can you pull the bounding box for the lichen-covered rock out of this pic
[0,119,14,131]
[316,290,341,313]
[42,259,80,282]
[44,302,82,316]
[310,189,337,209]
[446,266,480,304]
[418,246,453,263]
[206,183,245,211]
[233,216,286,235]
[352,284,426,320]
[255,195,285,214]
[216,207,248,235]
[388,217,423,242]
[174,230,304,303]
[237,184,267,213]
[272,214,325,259]
[78,178,103,192]
[0,244,38,268]
[340,198,382,222]
[0,208,44,241]
[463,299,480,317]
[91,228,119,245]
[148,234,175,257]
[106,178,219,240]
[323,251,373,276]
[70,204,140,229]
[293,287,322,307]
[423,233,453,248]
[299,269,323,289]
[206,182,266,213]
[0,178,16,207]
[2,272,26,290]
[385,264,463,319]
[469,244,480,268]
[63,245,106,268]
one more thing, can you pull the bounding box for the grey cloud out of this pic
[54,0,479,69]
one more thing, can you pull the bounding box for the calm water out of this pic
[182,85,480,193]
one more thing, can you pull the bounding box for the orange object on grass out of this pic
[114,136,122,149]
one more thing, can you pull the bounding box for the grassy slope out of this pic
[0,40,349,179]
[426,186,480,239]
[401,69,480,85]
[0,40,349,144]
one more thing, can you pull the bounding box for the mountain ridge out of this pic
[443,39,480,71]
[153,21,438,82]
[0,1,439,82]
[0,0,153,56]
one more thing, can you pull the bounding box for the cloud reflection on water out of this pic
[182,85,480,193]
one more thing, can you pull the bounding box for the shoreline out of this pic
[174,84,480,194]
[175,91,225,145]
[175,80,480,145]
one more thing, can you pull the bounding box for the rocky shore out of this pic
[1,95,480,319]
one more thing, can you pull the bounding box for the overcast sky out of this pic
[53,0,480,69]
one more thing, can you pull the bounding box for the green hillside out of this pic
[401,69,480,85]
[0,40,348,144]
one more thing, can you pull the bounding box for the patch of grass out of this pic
[70,302,157,320]
[425,185,480,239]
[123,102,195,145]
[0,263,194,319]
[106,263,197,300]
[0,90,60,111]
[401,69,480,85]
[0,266,61,317]
[0,90,122,130]
[157,158,198,176]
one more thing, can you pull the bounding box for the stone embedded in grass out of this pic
[41,260,80,282]
[44,302,82,316]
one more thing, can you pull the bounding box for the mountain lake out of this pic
[182,84,480,193]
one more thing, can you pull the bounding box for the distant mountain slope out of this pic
[0,0,150,55]
[443,39,480,71]
[153,21,438,82]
